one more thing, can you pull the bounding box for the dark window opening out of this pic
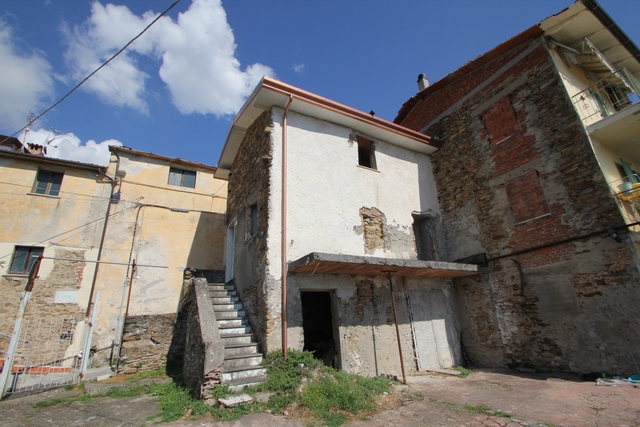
[33,170,63,196]
[413,215,439,261]
[168,167,196,188]
[9,246,44,274]
[247,203,258,239]
[357,136,376,169]
[301,291,339,368]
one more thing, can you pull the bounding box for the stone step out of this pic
[212,302,243,311]
[223,354,263,370]
[224,375,268,392]
[224,343,260,357]
[211,295,239,304]
[218,318,248,328]
[207,283,235,291]
[221,365,267,382]
[215,309,246,319]
[219,325,252,335]
[220,333,254,345]
[209,289,237,298]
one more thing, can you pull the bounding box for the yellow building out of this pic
[0,146,227,392]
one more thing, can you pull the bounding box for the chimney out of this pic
[417,74,430,91]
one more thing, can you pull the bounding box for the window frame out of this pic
[356,135,377,170]
[246,202,259,240]
[9,246,44,275]
[32,169,64,196]
[168,167,196,188]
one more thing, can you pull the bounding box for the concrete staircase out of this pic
[208,282,267,390]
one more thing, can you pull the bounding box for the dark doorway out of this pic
[301,291,339,368]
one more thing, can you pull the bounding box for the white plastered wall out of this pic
[261,107,461,374]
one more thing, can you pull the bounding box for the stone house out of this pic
[0,149,111,384]
[216,77,478,378]
[0,145,228,388]
[394,0,640,375]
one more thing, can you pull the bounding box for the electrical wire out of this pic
[0,0,181,146]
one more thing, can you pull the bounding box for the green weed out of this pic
[300,369,391,425]
[463,404,492,413]
[454,366,472,378]
[105,385,145,398]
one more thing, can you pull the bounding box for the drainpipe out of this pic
[86,148,120,317]
[384,270,406,384]
[281,95,294,361]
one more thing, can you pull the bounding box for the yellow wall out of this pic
[91,149,228,353]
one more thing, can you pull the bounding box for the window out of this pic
[246,203,258,239]
[33,170,63,196]
[504,170,550,224]
[168,167,196,188]
[9,246,44,274]
[357,136,376,169]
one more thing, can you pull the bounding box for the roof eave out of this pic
[215,77,438,180]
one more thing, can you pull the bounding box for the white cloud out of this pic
[63,3,154,112]
[0,22,55,130]
[63,0,274,116]
[293,63,305,74]
[23,128,121,166]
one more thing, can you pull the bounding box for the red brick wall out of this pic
[397,38,640,374]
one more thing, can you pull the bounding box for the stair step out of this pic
[223,354,263,369]
[209,289,237,297]
[224,375,268,392]
[224,343,259,357]
[220,334,254,345]
[221,365,267,382]
[219,325,252,335]
[215,309,245,319]
[208,284,235,291]
[212,302,243,310]
[211,296,239,303]
[218,318,248,327]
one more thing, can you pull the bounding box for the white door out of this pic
[225,222,235,283]
[408,289,460,370]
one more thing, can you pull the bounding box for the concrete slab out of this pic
[218,393,253,407]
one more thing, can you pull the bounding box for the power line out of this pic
[0,0,181,146]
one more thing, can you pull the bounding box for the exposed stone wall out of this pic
[397,38,640,375]
[118,313,179,374]
[226,109,273,349]
[0,249,87,362]
[179,278,224,397]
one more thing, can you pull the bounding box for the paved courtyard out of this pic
[1,369,638,426]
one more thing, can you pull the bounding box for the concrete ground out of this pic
[1,369,638,427]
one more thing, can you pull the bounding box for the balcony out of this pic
[609,175,640,223]
[571,68,640,126]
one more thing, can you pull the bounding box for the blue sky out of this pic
[2,0,639,166]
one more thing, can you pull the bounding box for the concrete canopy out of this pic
[288,252,478,278]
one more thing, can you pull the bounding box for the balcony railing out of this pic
[571,68,640,125]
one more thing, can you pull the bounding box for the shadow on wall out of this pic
[184,212,226,270]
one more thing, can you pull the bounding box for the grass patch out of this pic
[33,397,74,408]
[34,350,393,426]
[462,403,511,418]
[463,404,492,413]
[148,382,209,423]
[105,385,145,398]
[454,366,472,378]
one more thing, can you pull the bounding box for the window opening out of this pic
[356,136,376,169]
[246,203,258,239]
[9,246,44,274]
[168,167,196,188]
[33,170,63,196]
